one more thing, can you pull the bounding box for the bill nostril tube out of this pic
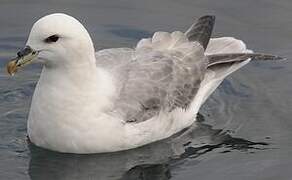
[17,46,33,57]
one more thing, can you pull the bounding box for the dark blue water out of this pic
[1,0,292,179]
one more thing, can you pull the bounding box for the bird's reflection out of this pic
[28,115,268,180]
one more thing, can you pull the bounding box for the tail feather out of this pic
[194,37,285,111]
[192,37,250,112]
[192,59,251,113]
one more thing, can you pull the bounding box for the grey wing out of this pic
[95,48,135,92]
[207,53,285,67]
[94,15,216,123]
[110,32,207,123]
[185,15,215,50]
[95,48,134,68]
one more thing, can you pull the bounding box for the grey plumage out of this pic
[185,15,215,50]
[207,53,285,67]
[96,46,206,122]
[94,15,285,123]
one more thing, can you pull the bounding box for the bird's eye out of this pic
[44,35,59,43]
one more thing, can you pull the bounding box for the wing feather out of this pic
[96,31,207,123]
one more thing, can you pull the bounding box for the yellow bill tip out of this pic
[6,60,18,76]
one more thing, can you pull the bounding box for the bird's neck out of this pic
[32,57,116,118]
[27,56,124,153]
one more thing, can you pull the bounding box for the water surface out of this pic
[1,0,292,179]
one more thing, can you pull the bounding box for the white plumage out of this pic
[20,13,254,153]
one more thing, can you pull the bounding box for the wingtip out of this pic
[276,55,287,61]
[198,15,216,21]
[186,15,216,50]
[259,54,287,61]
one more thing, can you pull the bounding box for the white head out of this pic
[7,13,96,74]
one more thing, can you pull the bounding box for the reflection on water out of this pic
[1,0,292,179]
[28,115,268,180]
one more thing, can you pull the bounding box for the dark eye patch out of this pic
[44,34,59,43]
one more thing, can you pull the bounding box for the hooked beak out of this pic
[6,46,39,76]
